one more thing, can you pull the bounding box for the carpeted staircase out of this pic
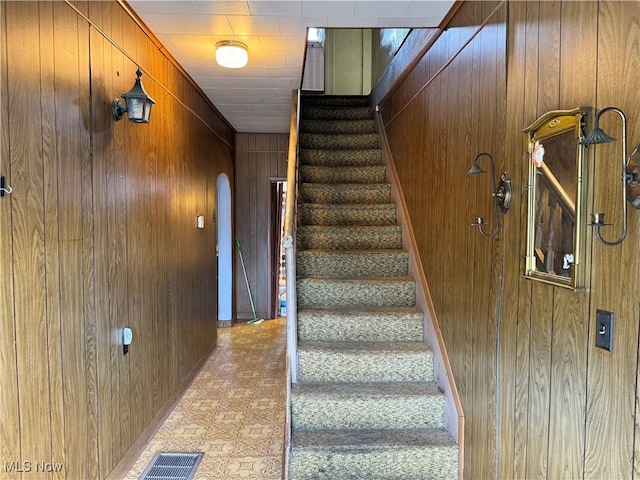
[288,95,459,479]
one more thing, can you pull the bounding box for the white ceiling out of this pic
[127,0,456,133]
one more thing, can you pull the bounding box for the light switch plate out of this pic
[595,309,614,352]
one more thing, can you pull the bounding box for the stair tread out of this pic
[301,203,395,208]
[298,341,431,354]
[292,427,456,450]
[298,305,421,314]
[300,182,389,188]
[301,164,384,169]
[298,249,405,254]
[293,381,441,397]
[299,275,414,282]
[300,224,400,230]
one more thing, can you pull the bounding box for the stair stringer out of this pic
[374,109,465,478]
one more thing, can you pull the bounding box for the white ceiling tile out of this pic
[176,14,234,35]
[207,95,262,104]
[137,14,187,34]
[127,0,455,133]
[283,52,304,67]
[228,16,282,36]
[259,35,306,52]
[190,65,272,78]
[273,87,296,96]
[278,17,327,35]
[354,1,408,17]
[212,87,279,97]
[225,104,292,113]
[193,1,251,15]
[376,16,443,28]
[302,1,355,18]
[246,51,288,67]
[198,77,298,89]
[404,1,455,17]
[129,1,199,15]
[248,1,302,17]
[327,16,379,27]
[262,96,295,104]
[268,66,303,78]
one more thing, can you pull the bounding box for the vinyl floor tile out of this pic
[125,318,286,479]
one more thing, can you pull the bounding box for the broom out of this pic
[235,237,263,325]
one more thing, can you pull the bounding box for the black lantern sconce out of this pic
[112,68,155,123]
[581,107,640,246]
[467,153,512,237]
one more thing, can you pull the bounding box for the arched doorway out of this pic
[216,173,232,324]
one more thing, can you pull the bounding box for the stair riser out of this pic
[300,166,386,184]
[297,279,415,308]
[292,396,445,431]
[301,106,374,120]
[302,96,370,108]
[299,184,391,204]
[297,311,423,342]
[289,447,459,480]
[300,149,382,166]
[297,350,433,384]
[299,205,396,226]
[297,226,403,250]
[297,252,408,278]
[300,119,375,134]
[300,134,379,150]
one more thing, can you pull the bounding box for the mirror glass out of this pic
[524,107,590,289]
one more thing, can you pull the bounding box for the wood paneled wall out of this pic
[378,1,640,478]
[234,133,288,321]
[379,3,506,478]
[0,2,234,478]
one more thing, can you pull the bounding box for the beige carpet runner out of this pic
[288,95,459,479]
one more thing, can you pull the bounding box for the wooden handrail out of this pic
[283,89,301,385]
[538,163,576,221]
[283,90,300,248]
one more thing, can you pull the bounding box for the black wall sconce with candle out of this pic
[581,107,640,246]
[112,68,156,123]
[467,153,512,237]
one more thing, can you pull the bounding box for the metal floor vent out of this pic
[140,452,204,480]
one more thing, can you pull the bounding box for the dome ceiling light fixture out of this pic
[216,40,248,69]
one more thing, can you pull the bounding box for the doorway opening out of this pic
[269,179,287,319]
[217,173,232,326]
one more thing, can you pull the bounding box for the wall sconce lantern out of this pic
[581,107,640,246]
[112,68,156,123]
[215,40,248,69]
[467,153,512,237]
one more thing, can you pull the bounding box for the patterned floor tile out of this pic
[125,318,286,479]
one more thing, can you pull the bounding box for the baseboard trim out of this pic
[105,342,217,479]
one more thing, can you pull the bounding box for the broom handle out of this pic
[235,238,257,316]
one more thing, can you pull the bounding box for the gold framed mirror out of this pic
[524,107,590,289]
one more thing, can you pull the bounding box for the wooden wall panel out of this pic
[234,133,288,321]
[0,1,234,478]
[0,3,21,479]
[5,3,54,478]
[379,1,640,478]
[379,3,506,478]
[585,3,640,479]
